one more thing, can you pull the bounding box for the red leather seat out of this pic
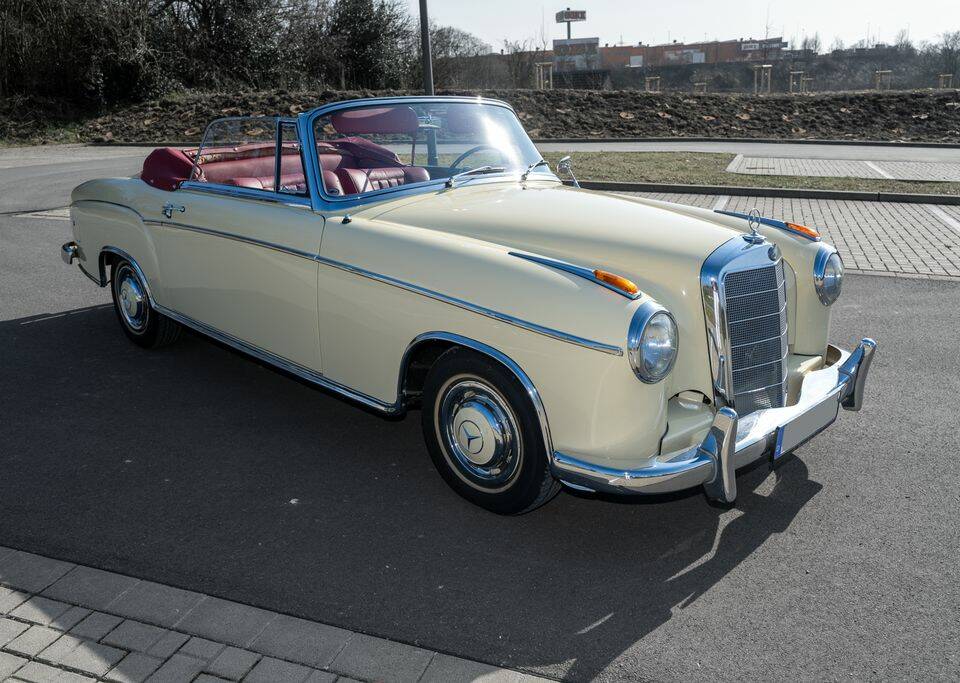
[202,153,304,186]
[336,167,430,194]
[223,173,307,193]
[140,131,428,196]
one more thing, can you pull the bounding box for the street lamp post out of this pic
[419,0,434,95]
[418,0,437,165]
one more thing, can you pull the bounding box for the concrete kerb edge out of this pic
[574,179,960,205]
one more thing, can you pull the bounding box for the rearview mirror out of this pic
[557,155,580,188]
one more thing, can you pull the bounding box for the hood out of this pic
[371,181,740,309]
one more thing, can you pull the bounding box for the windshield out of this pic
[311,100,546,198]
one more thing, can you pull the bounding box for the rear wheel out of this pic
[421,348,560,515]
[110,260,181,348]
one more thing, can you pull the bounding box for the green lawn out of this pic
[541,151,960,196]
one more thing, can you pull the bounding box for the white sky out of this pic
[406,0,958,51]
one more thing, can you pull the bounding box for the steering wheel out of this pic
[450,145,503,170]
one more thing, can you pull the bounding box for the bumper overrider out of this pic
[551,338,877,503]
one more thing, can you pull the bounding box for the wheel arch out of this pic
[398,332,553,456]
[99,247,155,301]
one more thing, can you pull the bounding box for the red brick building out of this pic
[597,37,788,68]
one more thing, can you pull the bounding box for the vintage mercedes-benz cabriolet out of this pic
[63,95,875,514]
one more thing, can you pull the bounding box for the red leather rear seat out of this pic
[224,173,307,193]
[140,139,428,196]
[202,153,303,185]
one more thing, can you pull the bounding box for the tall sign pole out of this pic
[418,0,437,165]
[419,0,434,95]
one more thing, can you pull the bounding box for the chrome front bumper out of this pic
[551,338,877,503]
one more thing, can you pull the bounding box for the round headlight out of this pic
[814,247,844,306]
[628,303,679,383]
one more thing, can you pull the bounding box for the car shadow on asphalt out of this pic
[0,305,822,681]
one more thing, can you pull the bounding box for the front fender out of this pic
[315,215,676,464]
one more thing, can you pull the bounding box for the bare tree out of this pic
[894,28,914,54]
[800,33,822,54]
[501,34,548,89]
[429,25,490,87]
[938,31,960,76]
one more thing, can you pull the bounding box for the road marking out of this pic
[864,161,895,179]
[18,305,111,325]
[925,205,960,236]
[712,195,730,211]
[16,207,70,221]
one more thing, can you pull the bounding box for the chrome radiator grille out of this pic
[723,260,788,414]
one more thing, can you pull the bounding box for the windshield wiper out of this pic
[445,165,507,188]
[520,159,549,182]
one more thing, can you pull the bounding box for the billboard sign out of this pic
[556,10,586,23]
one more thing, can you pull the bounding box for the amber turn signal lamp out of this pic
[593,270,640,296]
[785,222,820,240]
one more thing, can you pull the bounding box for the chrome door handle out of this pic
[162,203,185,219]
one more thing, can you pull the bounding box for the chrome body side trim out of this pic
[399,332,554,456]
[715,209,821,242]
[508,251,641,300]
[313,254,624,356]
[551,338,877,502]
[142,221,619,355]
[147,220,318,262]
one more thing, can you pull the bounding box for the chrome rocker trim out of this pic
[551,338,877,503]
[64,246,558,454]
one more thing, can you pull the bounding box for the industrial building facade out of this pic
[549,36,789,71]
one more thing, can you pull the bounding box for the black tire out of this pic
[421,347,560,515]
[110,259,181,349]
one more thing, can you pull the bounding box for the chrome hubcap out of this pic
[439,379,521,490]
[116,266,147,331]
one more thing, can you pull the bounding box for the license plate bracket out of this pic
[774,389,842,459]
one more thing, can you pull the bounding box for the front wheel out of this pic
[110,260,181,348]
[421,348,560,515]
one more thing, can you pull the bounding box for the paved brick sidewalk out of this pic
[0,547,547,683]
[626,192,960,279]
[726,155,960,182]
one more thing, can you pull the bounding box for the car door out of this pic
[154,119,324,371]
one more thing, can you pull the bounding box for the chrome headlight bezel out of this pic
[814,244,843,306]
[628,301,679,384]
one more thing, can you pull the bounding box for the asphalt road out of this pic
[1,152,959,681]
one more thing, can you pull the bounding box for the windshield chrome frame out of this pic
[299,96,558,212]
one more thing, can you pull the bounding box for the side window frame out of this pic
[274,118,307,198]
[179,115,311,207]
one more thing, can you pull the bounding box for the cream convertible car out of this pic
[63,96,876,514]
